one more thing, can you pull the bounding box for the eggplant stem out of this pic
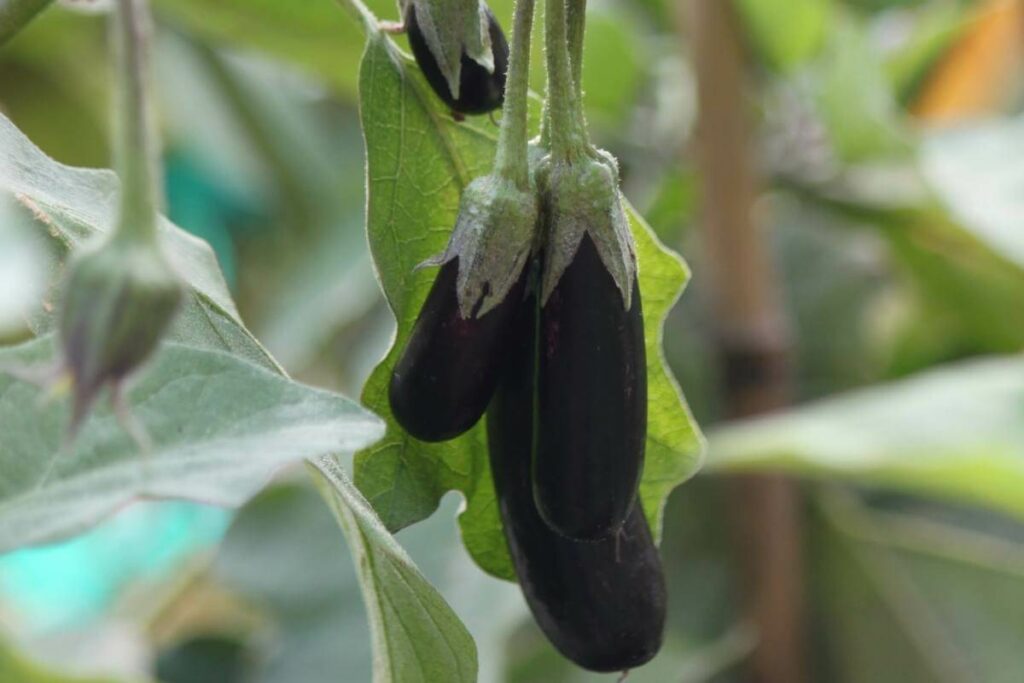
[493,0,536,189]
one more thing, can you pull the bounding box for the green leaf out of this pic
[733,0,829,72]
[0,111,477,681]
[577,10,642,129]
[708,357,1024,522]
[0,336,383,552]
[0,0,56,48]
[353,30,703,578]
[814,16,910,162]
[154,0,372,97]
[312,457,478,683]
[812,491,1024,683]
[921,116,1024,271]
[786,169,1024,365]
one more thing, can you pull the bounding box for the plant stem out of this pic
[493,0,536,188]
[566,0,585,95]
[544,0,585,162]
[0,0,54,47]
[112,0,161,242]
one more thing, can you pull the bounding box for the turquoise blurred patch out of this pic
[164,150,268,288]
[0,502,231,632]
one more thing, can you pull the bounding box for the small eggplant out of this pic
[389,258,526,442]
[534,234,647,539]
[487,291,666,672]
[405,3,509,115]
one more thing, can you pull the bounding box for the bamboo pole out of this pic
[686,1,806,682]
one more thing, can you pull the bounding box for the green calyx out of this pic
[425,173,538,318]
[58,235,184,433]
[426,0,539,318]
[402,0,496,99]
[535,0,636,308]
[537,154,635,309]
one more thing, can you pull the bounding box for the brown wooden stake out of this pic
[685,1,807,681]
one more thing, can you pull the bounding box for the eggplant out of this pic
[405,3,509,115]
[534,234,646,539]
[487,291,666,672]
[389,258,526,442]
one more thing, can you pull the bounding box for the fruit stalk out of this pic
[112,0,161,242]
[543,0,586,161]
[566,0,586,96]
[492,0,535,189]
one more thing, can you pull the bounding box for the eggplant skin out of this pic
[405,4,509,115]
[535,234,647,539]
[487,293,666,673]
[389,258,525,442]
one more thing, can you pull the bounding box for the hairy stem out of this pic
[112,0,161,242]
[493,0,536,188]
[566,0,586,95]
[0,0,54,47]
[544,0,585,162]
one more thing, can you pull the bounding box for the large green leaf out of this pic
[352,29,703,578]
[708,357,1024,522]
[0,337,382,552]
[0,112,476,681]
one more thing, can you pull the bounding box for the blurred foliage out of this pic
[0,635,139,683]
[2,0,1024,680]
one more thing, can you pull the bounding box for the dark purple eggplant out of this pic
[487,291,666,672]
[534,234,646,539]
[389,258,526,442]
[405,4,509,115]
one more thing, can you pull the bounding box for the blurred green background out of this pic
[2,0,1024,680]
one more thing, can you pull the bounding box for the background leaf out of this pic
[920,115,1024,270]
[733,0,829,72]
[707,356,1024,522]
[352,29,703,579]
[811,491,1024,683]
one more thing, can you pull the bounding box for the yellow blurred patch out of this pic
[912,0,1024,123]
